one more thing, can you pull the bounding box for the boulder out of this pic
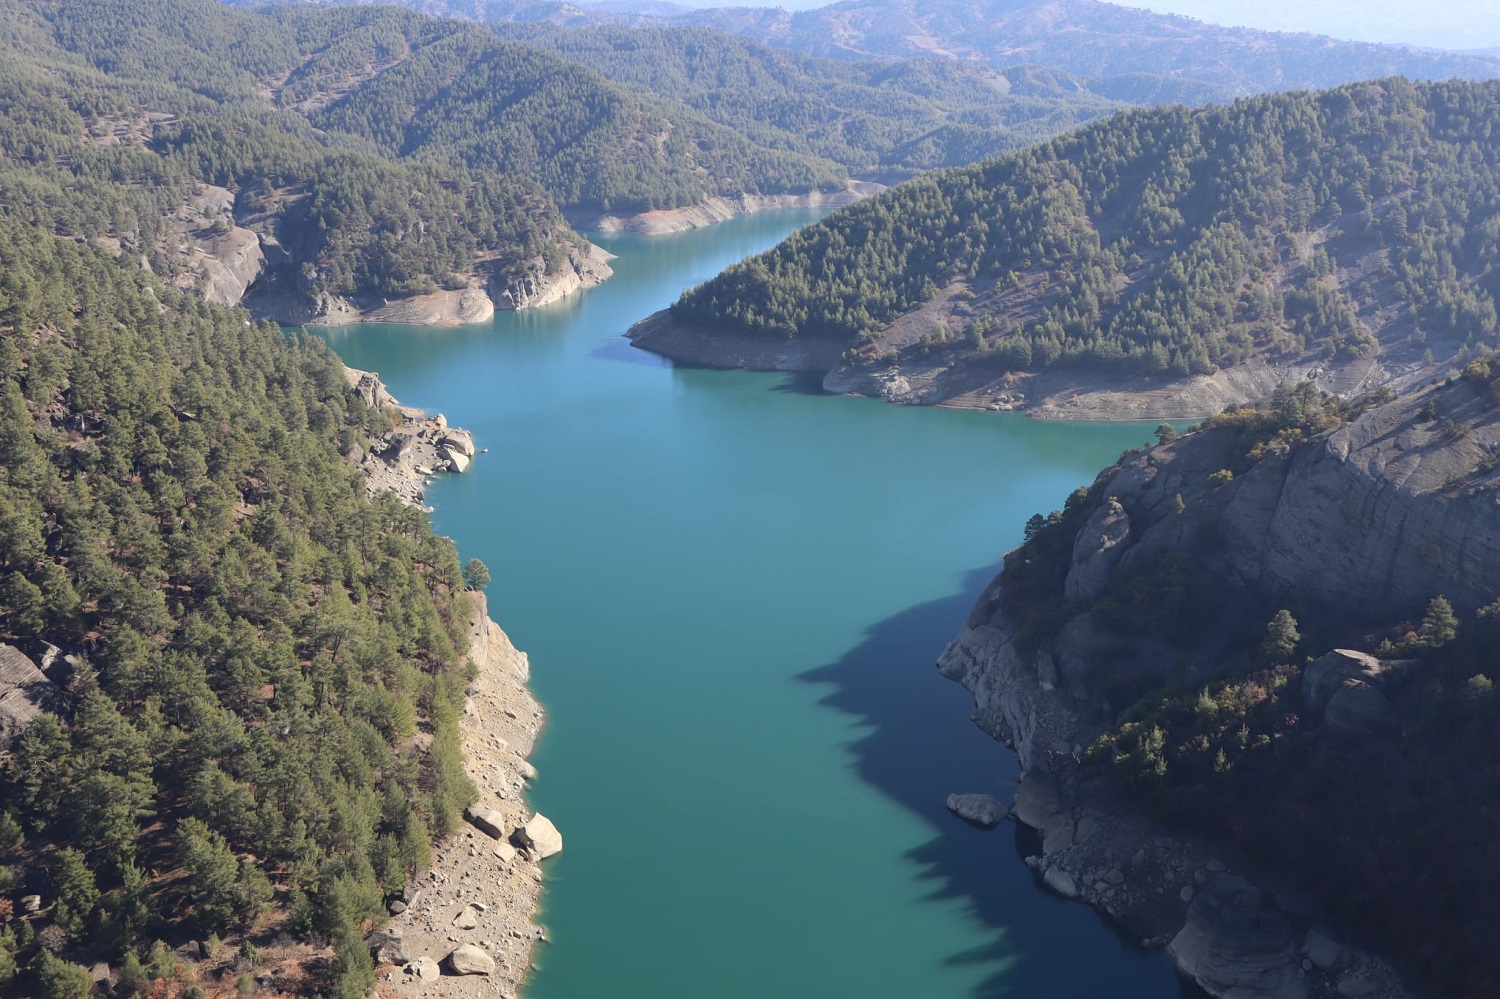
[493,841,518,864]
[447,943,495,976]
[1324,680,1396,736]
[407,956,440,982]
[512,813,563,859]
[1303,650,1384,714]
[1042,866,1079,898]
[439,431,476,458]
[367,929,410,965]
[464,804,508,840]
[945,793,1009,827]
[452,906,480,930]
[518,759,538,781]
[1304,927,1348,971]
[442,447,471,473]
[1168,873,1306,999]
[20,894,41,913]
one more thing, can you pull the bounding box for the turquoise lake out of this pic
[321,210,1196,998]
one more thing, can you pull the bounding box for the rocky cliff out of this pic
[937,378,1500,998]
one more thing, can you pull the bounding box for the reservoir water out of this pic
[321,210,1194,998]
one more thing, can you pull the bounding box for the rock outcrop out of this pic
[0,645,62,746]
[932,384,1496,998]
[945,793,1009,827]
[341,368,477,509]
[1168,874,1306,999]
[496,244,614,310]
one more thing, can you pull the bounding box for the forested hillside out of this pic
[0,218,478,996]
[0,0,595,321]
[488,24,1128,176]
[666,78,1500,406]
[289,16,843,213]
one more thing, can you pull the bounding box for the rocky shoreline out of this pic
[938,619,1410,999]
[372,592,551,998]
[625,309,1402,422]
[344,371,555,997]
[572,180,885,236]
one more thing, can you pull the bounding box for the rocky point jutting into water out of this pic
[938,375,1500,998]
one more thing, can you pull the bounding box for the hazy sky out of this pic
[667,0,1500,52]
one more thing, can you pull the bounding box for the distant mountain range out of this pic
[225,0,1500,96]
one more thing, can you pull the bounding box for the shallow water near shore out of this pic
[320,210,1196,998]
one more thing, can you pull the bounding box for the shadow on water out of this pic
[799,566,1208,999]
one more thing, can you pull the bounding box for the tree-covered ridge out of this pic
[303,22,844,213]
[0,220,477,996]
[674,78,1500,380]
[487,23,1129,177]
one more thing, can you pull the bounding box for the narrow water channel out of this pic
[321,210,1193,998]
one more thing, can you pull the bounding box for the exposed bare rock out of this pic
[945,793,1009,827]
[384,591,545,998]
[0,645,61,746]
[1302,650,1386,715]
[496,244,613,310]
[1168,873,1307,999]
[512,814,562,860]
[1064,498,1131,602]
[464,805,507,841]
[407,956,440,981]
[447,943,495,976]
[340,369,477,508]
[578,181,883,235]
[1323,681,1397,736]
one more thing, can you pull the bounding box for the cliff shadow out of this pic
[798,566,1206,999]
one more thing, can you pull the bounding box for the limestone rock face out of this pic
[448,943,495,976]
[1168,874,1306,999]
[945,793,1009,827]
[512,813,562,859]
[1064,499,1132,602]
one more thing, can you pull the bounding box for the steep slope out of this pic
[647,78,1500,418]
[940,377,1500,996]
[0,217,486,994]
[0,0,608,324]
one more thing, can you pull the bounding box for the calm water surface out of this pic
[321,210,1193,998]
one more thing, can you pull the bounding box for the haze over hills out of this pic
[239,0,1500,95]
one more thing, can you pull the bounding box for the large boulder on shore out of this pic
[448,943,495,976]
[512,813,563,859]
[464,804,507,840]
[945,793,1009,827]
